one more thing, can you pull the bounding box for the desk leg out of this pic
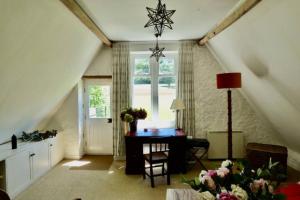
[125,137,144,174]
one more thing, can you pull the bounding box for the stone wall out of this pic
[193,46,282,146]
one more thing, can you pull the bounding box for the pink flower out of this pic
[217,167,230,178]
[219,192,238,200]
[250,178,267,192]
[200,175,216,190]
[208,170,217,178]
[206,176,216,190]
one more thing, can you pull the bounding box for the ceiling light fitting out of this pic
[150,34,165,62]
[144,0,176,37]
[144,0,176,62]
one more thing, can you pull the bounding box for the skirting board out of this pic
[64,154,83,160]
[114,155,126,161]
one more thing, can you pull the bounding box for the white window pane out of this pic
[88,85,111,118]
[134,58,150,75]
[158,77,176,121]
[133,77,152,120]
[159,58,175,75]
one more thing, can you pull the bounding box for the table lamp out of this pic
[216,72,241,159]
[170,99,185,130]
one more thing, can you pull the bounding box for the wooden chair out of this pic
[0,189,10,200]
[143,137,171,188]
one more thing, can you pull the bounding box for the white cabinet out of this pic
[29,141,50,180]
[207,131,245,159]
[48,134,64,167]
[2,135,64,198]
[6,150,31,198]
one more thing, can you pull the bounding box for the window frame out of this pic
[130,51,178,128]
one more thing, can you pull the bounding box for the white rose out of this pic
[216,167,230,178]
[221,160,233,168]
[231,184,248,200]
[220,187,228,193]
[197,191,216,200]
[199,170,208,181]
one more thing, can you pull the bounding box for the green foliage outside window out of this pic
[134,77,151,84]
[89,86,104,108]
[135,58,149,75]
[159,59,174,74]
[89,86,110,118]
[159,77,175,88]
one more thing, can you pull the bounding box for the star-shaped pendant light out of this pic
[150,35,165,62]
[144,0,176,36]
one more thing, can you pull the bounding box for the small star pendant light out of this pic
[150,34,165,62]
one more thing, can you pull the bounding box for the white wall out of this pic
[77,80,85,157]
[0,0,101,143]
[47,83,84,159]
[207,0,300,169]
[84,46,113,76]
[193,46,282,146]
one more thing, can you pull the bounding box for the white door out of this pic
[84,79,113,155]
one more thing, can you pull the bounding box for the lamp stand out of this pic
[175,110,180,130]
[227,89,233,160]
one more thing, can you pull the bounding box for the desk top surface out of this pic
[126,128,185,137]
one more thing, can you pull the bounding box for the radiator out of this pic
[207,131,245,159]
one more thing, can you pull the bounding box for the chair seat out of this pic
[144,152,168,164]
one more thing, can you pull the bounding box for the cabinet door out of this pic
[49,135,64,167]
[31,141,50,180]
[6,150,31,198]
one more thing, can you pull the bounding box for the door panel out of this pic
[31,141,50,180]
[6,150,31,198]
[84,79,113,155]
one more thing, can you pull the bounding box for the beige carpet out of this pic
[15,156,299,200]
[70,155,113,171]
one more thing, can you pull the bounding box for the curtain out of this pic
[112,42,130,158]
[177,41,195,137]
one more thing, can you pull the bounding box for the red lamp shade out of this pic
[217,73,242,89]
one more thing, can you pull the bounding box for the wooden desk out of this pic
[125,128,186,174]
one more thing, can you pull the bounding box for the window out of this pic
[131,52,177,128]
[88,85,111,118]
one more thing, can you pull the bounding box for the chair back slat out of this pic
[143,136,172,187]
[143,137,172,162]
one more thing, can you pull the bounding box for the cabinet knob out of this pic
[50,144,53,147]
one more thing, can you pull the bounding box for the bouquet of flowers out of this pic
[183,159,287,200]
[120,107,147,123]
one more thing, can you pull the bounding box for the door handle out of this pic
[107,118,112,123]
[30,153,36,157]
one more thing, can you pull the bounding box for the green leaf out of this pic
[273,194,286,200]
[194,177,201,186]
[268,158,279,169]
[257,168,262,176]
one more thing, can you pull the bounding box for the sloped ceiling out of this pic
[207,0,300,164]
[0,0,101,143]
[75,0,238,41]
